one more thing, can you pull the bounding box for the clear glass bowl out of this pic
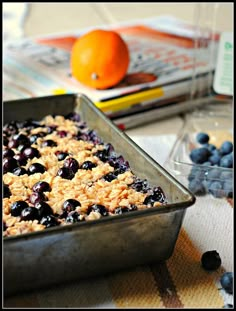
[165,101,233,199]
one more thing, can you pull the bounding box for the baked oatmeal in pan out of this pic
[3,112,167,237]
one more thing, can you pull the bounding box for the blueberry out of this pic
[28,163,46,175]
[32,181,51,193]
[188,167,205,181]
[208,153,221,165]
[188,179,206,195]
[3,184,11,198]
[220,141,233,155]
[143,189,166,205]
[63,199,81,213]
[23,147,40,159]
[94,150,109,162]
[205,168,221,180]
[103,172,117,182]
[57,167,75,180]
[208,181,224,198]
[21,206,39,221]
[196,132,209,144]
[46,125,57,134]
[40,215,59,228]
[3,157,18,173]
[65,211,83,223]
[220,155,233,168]
[204,144,217,153]
[65,112,81,122]
[220,171,233,181]
[12,133,30,146]
[87,204,108,216]
[220,272,233,294]
[223,181,233,198]
[35,202,53,218]
[63,157,79,173]
[57,130,68,138]
[190,147,210,164]
[12,167,28,176]
[3,148,15,158]
[202,161,212,167]
[80,161,97,170]
[14,153,27,166]
[114,164,128,176]
[41,139,57,147]
[114,207,129,214]
[131,178,150,193]
[55,151,69,161]
[201,250,221,271]
[10,201,29,217]
[29,192,48,205]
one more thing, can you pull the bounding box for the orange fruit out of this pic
[70,29,130,89]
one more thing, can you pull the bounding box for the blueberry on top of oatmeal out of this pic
[3,184,11,198]
[10,201,29,217]
[35,202,53,219]
[57,167,75,180]
[41,139,57,147]
[3,157,18,173]
[14,153,27,166]
[40,215,59,228]
[21,206,40,221]
[103,172,117,182]
[32,181,51,193]
[80,161,97,170]
[63,157,79,173]
[23,147,40,159]
[65,211,83,223]
[12,167,28,176]
[87,204,109,216]
[3,148,15,158]
[28,163,46,175]
[63,199,81,214]
[55,151,69,161]
[29,192,48,205]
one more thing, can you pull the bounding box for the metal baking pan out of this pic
[3,93,196,296]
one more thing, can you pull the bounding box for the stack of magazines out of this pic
[3,16,229,129]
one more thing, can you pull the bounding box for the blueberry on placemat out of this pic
[201,250,222,271]
[220,272,233,295]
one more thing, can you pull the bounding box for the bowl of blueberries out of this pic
[165,106,233,199]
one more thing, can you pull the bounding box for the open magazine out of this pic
[3,16,221,126]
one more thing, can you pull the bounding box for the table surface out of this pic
[3,3,234,309]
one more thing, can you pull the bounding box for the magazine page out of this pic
[3,16,220,106]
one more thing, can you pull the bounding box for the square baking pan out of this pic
[3,93,195,296]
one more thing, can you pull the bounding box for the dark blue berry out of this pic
[220,272,233,294]
[103,172,117,182]
[220,141,233,155]
[21,206,39,221]
[3,157,18,173]
[35,202,53,218]
[63,157,79,173]
[188,179,206,195]
[65,211,82,223]
[28,163,46,175]
[29,192,48,205]
[14,153,27,166]
[12,167,28,176]
[63,199,81,213]
[11,201,29,217]
[114,207,129,214]
[80,161,97,170]
[57,167,75,180]
[4,184,11,198]
[220,155,233,168]
[190,147,211,164]
[41,139,57,147]
[40,215,59,228]
[32,181,51,193]
[55,151,69,161]
[57,130,68,138]
[87,204,108,216]
[196,132,209,144]
[3,149,15,158]
[23,147,40,159]
[205,168,221,180]
[208,181,224,198]
[201,250,221,270]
